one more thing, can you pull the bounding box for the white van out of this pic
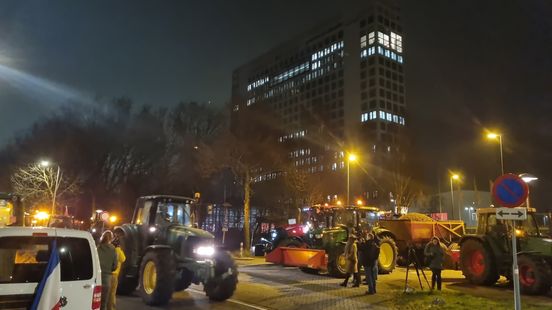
[0,227,102,310]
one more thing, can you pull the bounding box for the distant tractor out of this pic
[266,205,400,276]
[460,208,552,295]
[0,193,23,226]
[115,195,238,305]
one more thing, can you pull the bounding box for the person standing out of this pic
[97,231,117,310]
[340,234,359,287]
[359,233,379,294]
[108,237,126,310]
[424,236,445,291]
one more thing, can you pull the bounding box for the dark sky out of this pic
[0,1,551,205]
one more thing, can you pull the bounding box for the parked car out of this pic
[0,227,102,310]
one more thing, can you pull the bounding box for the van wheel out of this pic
[139,250,175,305]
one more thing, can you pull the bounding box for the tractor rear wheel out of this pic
[518,255,552,295]
[205,251,238,301]
[378,236,398,274]
[115,230,138,295]
[139,250,175,305]
[460,239,498,286]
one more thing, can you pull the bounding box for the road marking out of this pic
[188,288,270,310]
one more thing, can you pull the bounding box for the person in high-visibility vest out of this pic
[107,236,126,310]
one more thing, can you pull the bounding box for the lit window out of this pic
[368,32,375,45]
[379,111,385,119]
[386,113,392,121]
[233,105,239,112]
[393,115,398,123]
[360,35,367,48]
[331,163,337,171]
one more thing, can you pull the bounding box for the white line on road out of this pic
[188,288,270,310]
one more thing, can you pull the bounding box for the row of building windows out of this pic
[294,156,319,167]
[278,129,306,142]
[360,31,402,53]
[247,77,269,91]
[361,110,405,125]
[311,41,344,61]
[273,62,310,85]
[252,171,283,183]
[289,148,311,158]
[361,45,403,63]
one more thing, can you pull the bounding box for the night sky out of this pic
[1,1,551,206]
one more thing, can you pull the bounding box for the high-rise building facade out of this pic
[231,0,406,209]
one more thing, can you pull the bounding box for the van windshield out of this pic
[0,236,93,283]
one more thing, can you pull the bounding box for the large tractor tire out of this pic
[378,236,398,274]
[204,251,238,301]
[327,244,347,278]
[174,268,194,292]
[460,239,499,286]
[115,230,138,295]
[138,249,175,305]
[518,255,552,295]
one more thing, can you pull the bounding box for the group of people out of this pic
[339,230,380,295]
[97,230,126,310]
[339,229,447,294]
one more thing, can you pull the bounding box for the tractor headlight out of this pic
[315,234,323,239]
[303,222,312,234]
[194,246,215,257]
[271,231,278,240]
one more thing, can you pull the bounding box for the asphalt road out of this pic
[119,260,552,310]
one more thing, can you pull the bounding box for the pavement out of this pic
[118,258,552,310]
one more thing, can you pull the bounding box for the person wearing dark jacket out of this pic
[359,233,379,294]
[424,236,446,291]
[97,231,118,310]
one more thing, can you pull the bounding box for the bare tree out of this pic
[390,171,417,211]
[11,162,79,215]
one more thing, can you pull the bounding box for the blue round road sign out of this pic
[492,174,529,208]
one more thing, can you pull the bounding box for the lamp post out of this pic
[39,160,61,216]
[486,132,504,175]
[520,173,538,208]
[450,174,460,220]
[347,153,357,207]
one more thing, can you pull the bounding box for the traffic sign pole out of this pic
[511,220,521,310]
[492,174,528,310]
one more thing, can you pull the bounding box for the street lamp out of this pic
[347,153,357,207]
[450,173,460,220]
[520,173,538,208]
[37,159,61,216]
[486,132,504,175]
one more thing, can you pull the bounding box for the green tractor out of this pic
[115,195,238,305]
[307,206,398,277]
[460,207,552,295]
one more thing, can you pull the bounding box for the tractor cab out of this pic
[329,206,380,233]
[474,208,551,251]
